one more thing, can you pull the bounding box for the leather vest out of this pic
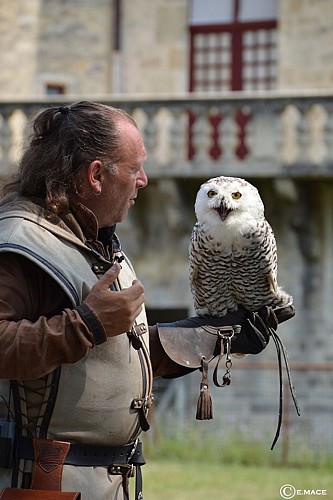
[0,210,153,447]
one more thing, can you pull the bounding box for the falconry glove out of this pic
[156,303,299,448]
[156,303,295,364]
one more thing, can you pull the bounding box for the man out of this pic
[0,102,293,499]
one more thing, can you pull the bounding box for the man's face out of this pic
[98,123,148,227]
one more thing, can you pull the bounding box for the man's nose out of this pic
[137,167,148,188]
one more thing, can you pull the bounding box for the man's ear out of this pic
[86,160,103,195]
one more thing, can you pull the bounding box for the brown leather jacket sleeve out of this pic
[0,252,96,380]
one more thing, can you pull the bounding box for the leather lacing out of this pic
[197,322,301,450]
[268,328,301,450]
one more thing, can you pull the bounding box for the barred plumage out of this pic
[189,176,292,317]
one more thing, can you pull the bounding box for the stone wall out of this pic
[35,0,112,95]
[0,0,188,96]
[278,0,333,89]
[121,0,188,93]
[0,0,40,96]
[0,0,112,96]
[1,0,333,95]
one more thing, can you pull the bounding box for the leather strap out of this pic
[30,439,70,491]
[0,488,80,499]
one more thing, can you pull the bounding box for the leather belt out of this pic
[17,436,145,468]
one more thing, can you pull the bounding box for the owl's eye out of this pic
[232,191,242,200]
[207,190,217,198]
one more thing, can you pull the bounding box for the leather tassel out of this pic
[196,357,213,420]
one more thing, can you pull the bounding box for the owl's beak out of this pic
[216,200,232,221]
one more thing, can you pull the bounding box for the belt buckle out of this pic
[108,463,134,477]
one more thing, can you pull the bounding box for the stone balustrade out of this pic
[0,91,333,180]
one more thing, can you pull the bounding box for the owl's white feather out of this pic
[189,176,292,317]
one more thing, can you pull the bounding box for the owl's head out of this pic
[194,176,265,225]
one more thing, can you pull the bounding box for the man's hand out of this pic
[83,263,145,337]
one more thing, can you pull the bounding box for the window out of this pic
[46,83,66,95]
[188,0,278,160]
[189,0,278,91]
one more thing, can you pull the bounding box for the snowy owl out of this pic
[189,176,292,317]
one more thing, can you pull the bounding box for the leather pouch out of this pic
[31,438,70,491]
[0,488,80,499]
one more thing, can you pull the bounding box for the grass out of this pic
[133,431,333,499]
[141,461,333,500]
[142,430,333,468]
